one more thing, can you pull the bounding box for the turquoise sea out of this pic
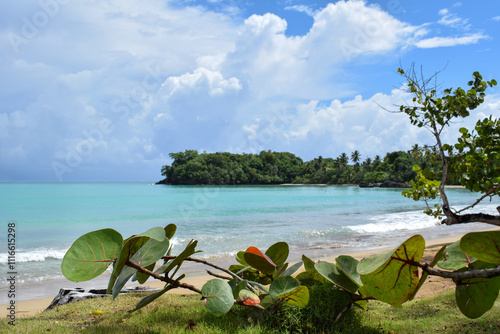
[1,182,499,303]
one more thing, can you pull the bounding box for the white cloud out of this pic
[159,67,242,98]
[240,90,500,160]
[307,1,421,58]
[282,89,425,156]
[492,16,500,21]
[0,0,496,180]
[415,33,487,48]
[437,7,470,30]
[285,5,315,17]
[224,1,426,101]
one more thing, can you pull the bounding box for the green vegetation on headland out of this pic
[157,147,441,186]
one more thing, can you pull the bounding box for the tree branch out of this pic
[206,270,232,280]
[420,262,500,280]
[126,259,202,294]
[440,211,500,226]
[456,186,500,214]
[162,255,243,281]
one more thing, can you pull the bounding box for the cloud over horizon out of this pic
[0,0,499,181]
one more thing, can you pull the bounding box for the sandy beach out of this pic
[2,231,484,319]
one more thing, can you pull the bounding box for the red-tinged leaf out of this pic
[246,247,276,266]
[238,289,260,306]
[244,246,276,274]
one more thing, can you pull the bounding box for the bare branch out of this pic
[456,186,500,213]
[162,255,242,281]
[441,212,500,226]
[206,270,232,280]
[419,262,500,280]
[126,259,203,294]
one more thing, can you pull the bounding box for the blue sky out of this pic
[1,0,499,181]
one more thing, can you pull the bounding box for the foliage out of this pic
[262,283,367,334]
[7,287,500,333]
[450,116,500,194]
[60,225,500,327]
[158,148,442,186]
[58,68,500,328]
[309,232,500,320]
[397,66,499,225]
[61,225,307,318]
[402,165,442,218]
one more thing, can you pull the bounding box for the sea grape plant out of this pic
[61,224,500,320]
[61,224,308,317]
[310,231,500,320]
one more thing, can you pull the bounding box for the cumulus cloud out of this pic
[238,88,425,158]
[0,0,496,180]
[160,68,242,98]
[308,1,420,57]
[239,90,500,160]
[224,1,426,100]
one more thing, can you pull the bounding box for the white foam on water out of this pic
[0,247,68,264]
[349,211,439,234]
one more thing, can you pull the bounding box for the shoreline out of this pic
[3,229,495,319]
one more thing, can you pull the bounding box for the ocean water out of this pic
[1,182,499,303]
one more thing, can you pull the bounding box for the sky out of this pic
[1,0,499,182]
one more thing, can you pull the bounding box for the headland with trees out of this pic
[156,146,442,186]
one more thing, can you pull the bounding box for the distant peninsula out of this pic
[156,148,438,186]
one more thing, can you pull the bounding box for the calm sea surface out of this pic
[1,182,499,302]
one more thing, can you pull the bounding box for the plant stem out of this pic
[126,259,202,294]
[162,255,242,281]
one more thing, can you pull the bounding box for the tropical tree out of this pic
[398,64,499,225]
[350,150,361,166]
[338,153,349,166]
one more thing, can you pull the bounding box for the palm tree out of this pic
[362,157,372,171]
[338,153,349,166]
[351,150,361,166]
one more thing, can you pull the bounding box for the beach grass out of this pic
[2,287,500,333]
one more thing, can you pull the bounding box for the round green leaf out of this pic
[235,251,249,266]
[437,241,476,270]
[62,229,122,282]
[456,263,500,319]
[358,235,425,306]
[265,242,289,267]
[107,226,167,293]
[336,255,362,287]
[460,231,500,264]
[164,224,177,240]
[315,262,359,293]
[233,279,248,299]
[202,279,234,316]
[269,276,299,299]
[112,237,170,299]
[281,286,309,308]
